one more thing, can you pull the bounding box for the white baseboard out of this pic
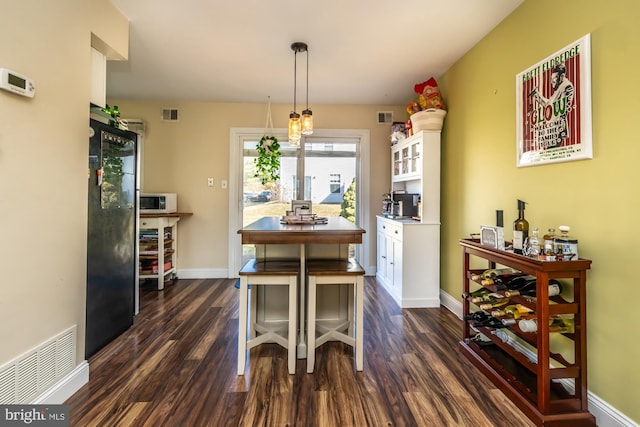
[177,268,228,279]
[33,361,89,404]
[439,290,637,427]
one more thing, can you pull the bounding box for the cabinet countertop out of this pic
[140,212,193,218]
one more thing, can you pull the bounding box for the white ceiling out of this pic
[107,0,523,106]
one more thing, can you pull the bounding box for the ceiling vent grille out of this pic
[377,111,393,124]
[161,108,179,122]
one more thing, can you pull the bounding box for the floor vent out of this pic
[0,326,76,404]
[161,108,179,122]
[377,111,393,124]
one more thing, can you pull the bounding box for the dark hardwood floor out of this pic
[66,277,533,426]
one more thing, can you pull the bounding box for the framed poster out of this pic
[516,34,592,167]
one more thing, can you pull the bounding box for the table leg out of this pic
[298,243,307,358]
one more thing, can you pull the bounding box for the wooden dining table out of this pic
[238,216,366,357]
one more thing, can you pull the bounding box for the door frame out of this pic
[228,127,370,277]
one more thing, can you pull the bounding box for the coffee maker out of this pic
[392,192,420,218]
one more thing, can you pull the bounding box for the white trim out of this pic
[178,268,228,279]
[33,361,89,404]
[228,128,370,277]
[439,290,637,427]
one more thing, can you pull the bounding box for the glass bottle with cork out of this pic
[512,199,529,255]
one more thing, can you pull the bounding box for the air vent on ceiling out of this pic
[161,108,179,122]
[377,111,393,124]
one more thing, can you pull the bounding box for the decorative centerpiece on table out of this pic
[405,77,447,134]
[254,99,282,185]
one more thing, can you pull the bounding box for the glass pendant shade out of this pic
[289,111,301,145]
[301,109,313,135]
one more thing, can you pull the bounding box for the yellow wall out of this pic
[439,0,640,422]
[0,1,128,367]
[107,100,405,271]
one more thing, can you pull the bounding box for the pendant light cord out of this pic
[305,49,309,110]
[293,51,298,113]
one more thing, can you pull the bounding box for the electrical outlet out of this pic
[207,177,214,187]
[221,179,228,189]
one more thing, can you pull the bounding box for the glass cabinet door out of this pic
[401,146,409,174]
[410,141,421,175]
[393,149,401,176]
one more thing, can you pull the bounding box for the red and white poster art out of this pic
[516,34,592,167]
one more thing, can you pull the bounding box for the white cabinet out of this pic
[377,130,441,308]
[139,215,180,290]
[376,216,440,308]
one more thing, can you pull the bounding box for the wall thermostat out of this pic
[0,68,35,98]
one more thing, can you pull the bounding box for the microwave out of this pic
[140,193,177,214]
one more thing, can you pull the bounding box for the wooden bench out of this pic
[237,259,299,375]
[306,258,365,373]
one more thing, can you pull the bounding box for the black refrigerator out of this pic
[86,118,138,358]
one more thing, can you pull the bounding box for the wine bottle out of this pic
[462,287,491,299]
[518,316,574,333]
[490,304,534,319]
[478,298,509,311]
[481,273,531,288]
[505,280,562,298]
[512,199,529,255]
[470,267,520,281]
[469,292,506,304]
[463,311,491,322]
[472,317,507,329]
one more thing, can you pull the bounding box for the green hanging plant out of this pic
[254,135,281,184]
[254,98,281,185]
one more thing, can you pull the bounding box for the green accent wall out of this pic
[439,0,640,422]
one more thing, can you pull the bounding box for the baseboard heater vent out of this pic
[0,325,76,404]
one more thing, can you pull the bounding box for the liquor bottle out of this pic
[462,287,491,299]
[481,273,532,288]
[512,199,529,255]
[518,316,575,333]
[505,280,562,298]
[478,298,510,311]
[470,267,520,281]
[543,228,556,261]
[529,227,540,258]
[491,304,534,319]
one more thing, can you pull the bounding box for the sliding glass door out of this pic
[229,128,370,276]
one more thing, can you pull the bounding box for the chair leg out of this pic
[288,275,297,374]
[237,276,249,375]
[355,275,364,371]
[306,275,317,373]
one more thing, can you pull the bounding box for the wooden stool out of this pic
[238,259,299,375]
[306,258,365,373]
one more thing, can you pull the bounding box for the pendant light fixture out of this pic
[288,42,310,146]
[301,44,313,135]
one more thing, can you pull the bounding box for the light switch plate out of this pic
[207,177,214,187]
[221,179,228,189]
